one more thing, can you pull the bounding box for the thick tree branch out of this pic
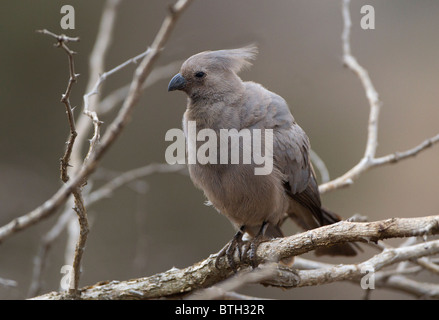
[265,241,439,298]
[252,216,439,264]
[31,215,439,300]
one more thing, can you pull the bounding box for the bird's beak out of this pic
[168,73,186,92]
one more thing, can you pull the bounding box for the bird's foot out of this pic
[215,222,271,271]
[215,226,245,272]
[245,221,269,269]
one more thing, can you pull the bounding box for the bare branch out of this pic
[28,208,75,297]
[318,0,439,194]
[374,274,439,299]
[28,1,123,297]
[36,29,89,298]
[320,132,439,194]
[341,0,381,161]
[31,215,439,300]
[36,29,79,183]
[252,216,439,264]
[309,149,330,183]
[276,249,439,299]
[17,0,439,301]
[82,48,150,164]
[283,255,439,299]
[372,133,439,167]
[27,163,185,297]
[87,163,186,204]
[186,263,278,300]
[0,0,193,244]
[72,0,122,169]
[99,60,183,115]
[0,277,18,288]
[35,29,80,44]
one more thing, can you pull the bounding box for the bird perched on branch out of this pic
[168,46,356,270]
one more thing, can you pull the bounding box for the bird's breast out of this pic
[188,162,287,227]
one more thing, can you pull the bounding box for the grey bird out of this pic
[168,46,356,269]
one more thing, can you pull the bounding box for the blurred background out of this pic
[0,0,438,299]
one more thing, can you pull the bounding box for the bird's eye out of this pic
[194,71,205,78]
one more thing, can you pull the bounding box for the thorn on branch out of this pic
[39,28,88,298]
[168,4,177,15]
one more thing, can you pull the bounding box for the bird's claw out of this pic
[215,222,269,271]
[215,229,245,272]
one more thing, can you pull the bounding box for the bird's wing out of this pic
[240,81,320,199]
[273,123,313,195]
[273,115,326,227]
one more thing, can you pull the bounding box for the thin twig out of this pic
[318,0,439,194]
[68,190,88,298]
[99,60,183,115]
[320,133,439,194]
[28,1,123,297]
[35,29,80,44]
[72,0,122,169]
[81,0,123,165]
[372,133,439,166]
[62,0,123,297]
[309,149,330,183]
[87,163,186,204]
[28,163,185,296]
[0,277,18,288]
[386,237,439,277]
[82,49,150,164]
[36,29,89,299]
[318,0,381,194]
[36,29,80,183]
[28,208,75,297]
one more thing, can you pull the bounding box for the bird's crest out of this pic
[194,45,258,74]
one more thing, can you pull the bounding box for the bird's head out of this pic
[168,45,258,101]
